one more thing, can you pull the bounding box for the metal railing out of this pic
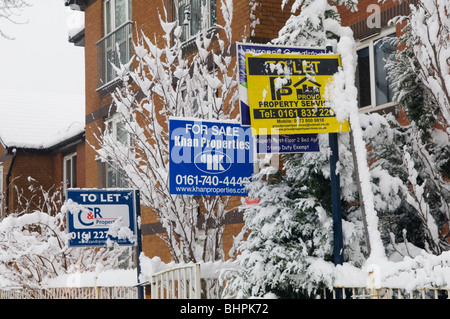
[0,286,138,299]
[150,264,201,299]
[96,21,133,90]
[326,287,450,299]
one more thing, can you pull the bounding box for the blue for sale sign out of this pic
[169,118,254,196]
[66,189,138,247]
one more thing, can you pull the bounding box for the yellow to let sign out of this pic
[245,53,350,135]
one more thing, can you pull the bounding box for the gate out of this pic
[150,264,201,299]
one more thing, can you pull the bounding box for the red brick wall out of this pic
[9,152,54,213]
[251,0,292,42]
[338,0,399,27]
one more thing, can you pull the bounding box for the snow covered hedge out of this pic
[0,183,131,291]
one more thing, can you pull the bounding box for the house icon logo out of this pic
[294,77,321,100]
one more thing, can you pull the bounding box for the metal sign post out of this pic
[66,188,144,298]
[329,133,344,299]
[329,133,344,266]
[134,190,144,299]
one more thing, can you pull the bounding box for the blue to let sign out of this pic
[66,189,138,247]
[169,118,254,196]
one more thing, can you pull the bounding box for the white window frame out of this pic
[104,113,131,188]
[104,0,132,35]
[356,27,397,113]
[175,0,216,43]
[105,113,133,147]
[63,153,77,195]
[181,80,216,117]
[99,0,133,88]
[0,164,3,217]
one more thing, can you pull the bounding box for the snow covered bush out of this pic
[222,133,370,298]
[0,181,131,294]
[0,0,30,39]
[93,1,239,264]
[383,0,450,255]
[222,0,376,298]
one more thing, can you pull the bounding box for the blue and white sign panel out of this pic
[66,189,137,247]
[256,133,319,153]
[169,118,253,196]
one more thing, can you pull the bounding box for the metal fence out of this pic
[1,263,449,299]
[326,287,450,299]
[96,21,133,90]
[150,264,202,299]
[0,286,138,299]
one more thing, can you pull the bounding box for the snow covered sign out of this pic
[245,53,350,135]
[66,189,138,247]
[237,43,321,153]
[236,42,325,126]
[169,118,254,196]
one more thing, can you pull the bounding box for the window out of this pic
[0,165,3,216]
[63,153,77,195]
[97,0,133,88]
[356,30,396,110]
[105,114,131,188]
[181,83,215,115]
[175,0,216,42]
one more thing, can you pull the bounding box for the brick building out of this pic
[64,0,415,262]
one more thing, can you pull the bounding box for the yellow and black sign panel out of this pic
[245,53,350,135]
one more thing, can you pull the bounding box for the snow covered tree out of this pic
[223,0,450,298]
[222,133,370,298]
[379,0,450,255]
[222,0,386,298]
[0,0,30,39]
[0,180,131,295]
[93,1,239,264]
[388,0,450,136]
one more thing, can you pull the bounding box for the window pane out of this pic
[357,47,371,108]
[105,0,112,34]
[191,0,201,36]
[128,0,132,20]
[374,34,395,106]
[115,0,127,27]
[178,3,188,42]
[106,163,129,188]
[106,164,117,188]
[117,121,129,145]
[207,0,217,26]
[0,166,3,216]
[72,155,77,188]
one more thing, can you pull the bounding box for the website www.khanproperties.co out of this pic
[174,185,247,195]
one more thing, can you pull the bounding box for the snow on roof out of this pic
[0,89,85,150]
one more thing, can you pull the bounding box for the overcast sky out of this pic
[0,0,85,147]
[0,0,85,96]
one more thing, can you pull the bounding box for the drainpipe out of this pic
[5,148,16,216]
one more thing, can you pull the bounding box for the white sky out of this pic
[0,0,85,148]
